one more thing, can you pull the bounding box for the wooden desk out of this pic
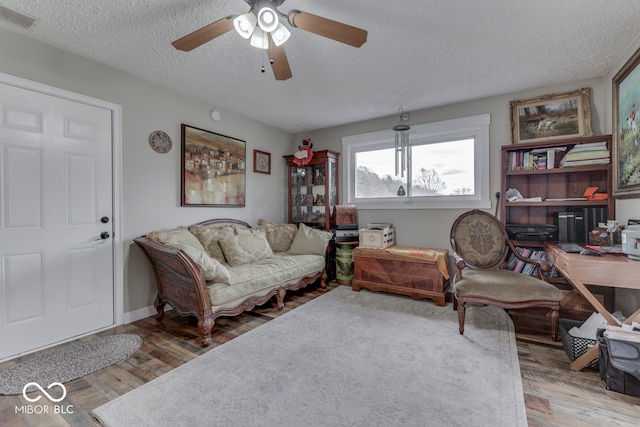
[546,243,640,370]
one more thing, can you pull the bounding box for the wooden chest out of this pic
[352,246,450,306]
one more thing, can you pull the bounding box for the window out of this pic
[342,114,491,209]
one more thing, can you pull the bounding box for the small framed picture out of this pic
[253,149,271,174]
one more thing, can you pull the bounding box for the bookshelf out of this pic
[501,135,616,325]
[500,135,614,232]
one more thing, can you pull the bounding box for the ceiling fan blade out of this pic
[288,10,367,48]
[172,16,235,51]
[267,34,292,81]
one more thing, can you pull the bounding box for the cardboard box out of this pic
[359,227,395,249]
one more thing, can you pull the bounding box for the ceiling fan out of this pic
[171,0,368,81]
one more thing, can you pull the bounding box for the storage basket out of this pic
[597,329,640,396]
[560,318,599,370]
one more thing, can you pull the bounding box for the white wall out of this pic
[0,27,293,314]
[294,78,606,247]
[3,24,637,318]
[294,76,640,316]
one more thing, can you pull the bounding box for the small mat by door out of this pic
[0,334,142,395]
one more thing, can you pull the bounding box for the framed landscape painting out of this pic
[613,46,640,198]
[510,88,592,144]
[181,124,246,206]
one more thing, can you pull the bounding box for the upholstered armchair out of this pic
[450,209,563,341]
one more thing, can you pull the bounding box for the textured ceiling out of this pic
[2,0,640,133]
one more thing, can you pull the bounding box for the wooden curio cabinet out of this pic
[284,150,339,231]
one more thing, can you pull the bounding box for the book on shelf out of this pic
[508,146,567,170]
[510,196,543,202]
[508,247,553,278]
[562,150,609,160]
[546,146,567,169]
[575,210,586,243]
[568,141,607,151]
[560,157,610,167]
[559,141,609,167]
[511,247,530,273]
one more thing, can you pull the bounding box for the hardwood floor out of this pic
[1,282,639,426]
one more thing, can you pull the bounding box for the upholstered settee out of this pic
[134,218,331,346]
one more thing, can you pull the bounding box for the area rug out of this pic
[92,287,526,427]
[0,334,142,395]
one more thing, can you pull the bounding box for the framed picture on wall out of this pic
[509,88,593,144]
[181,124,246,206]
[253,150,271,174]
[613,46,640,198]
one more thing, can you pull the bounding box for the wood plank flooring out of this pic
[1,282,639,426]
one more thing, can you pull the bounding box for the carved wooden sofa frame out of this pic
[134,219,327,346]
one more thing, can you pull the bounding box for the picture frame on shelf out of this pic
[613,46,640,198]
[181,124,246,207]
[510,87,593,144]
[253,149,271,174]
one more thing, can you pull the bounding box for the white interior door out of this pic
[0,81,115,360]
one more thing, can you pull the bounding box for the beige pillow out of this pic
[219,230,273,267]
[189,224,235,263]
[147,227,231,283]
[287,223,332,256]
[256,218,298,252]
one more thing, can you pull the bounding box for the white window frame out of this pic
[342,113,491,209]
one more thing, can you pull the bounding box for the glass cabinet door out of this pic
[285,150,339,231]
[290,164,326,228]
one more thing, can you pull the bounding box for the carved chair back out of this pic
[450,209,510,270]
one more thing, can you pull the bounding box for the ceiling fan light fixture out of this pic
[250,27,269,49]
[233,12,257,39]
[257,7,279,32]
[271,22,291,46]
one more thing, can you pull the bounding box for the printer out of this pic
[622,225,640,261]
[506,224,558,241]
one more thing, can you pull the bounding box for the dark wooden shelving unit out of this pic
[501,135,615,324]
[501,135,614,226]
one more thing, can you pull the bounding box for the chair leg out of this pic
[550,306,560,341]
[458,301,466,335]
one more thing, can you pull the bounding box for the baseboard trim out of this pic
[123,305,172,324]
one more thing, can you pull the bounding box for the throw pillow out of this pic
[219,230,274,267]
[256,218,298,252]
[189,225,235,263]
[147,227,231,283]
[287,223,332,256]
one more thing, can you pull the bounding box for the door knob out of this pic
[93,232,111,242]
